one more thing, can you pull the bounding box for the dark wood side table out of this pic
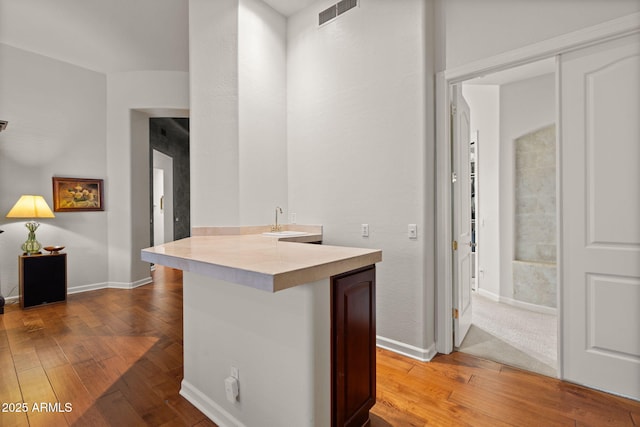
[19,252,67,309]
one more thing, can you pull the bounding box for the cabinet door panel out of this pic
[332,265,376,427]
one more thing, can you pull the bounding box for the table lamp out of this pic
[6,195,55,255]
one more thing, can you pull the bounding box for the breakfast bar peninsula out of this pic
[141,225,382,427]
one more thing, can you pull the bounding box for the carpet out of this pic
[458,293,557,377]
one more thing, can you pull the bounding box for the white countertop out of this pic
[141,226,382,292]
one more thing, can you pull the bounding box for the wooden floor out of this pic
[1,267,638,426]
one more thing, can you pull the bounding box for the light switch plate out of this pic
[361,224,369,237]
[408,224,417,239]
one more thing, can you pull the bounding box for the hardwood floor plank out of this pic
[92,390,147,426]
[21,312,45,333]
[370,403,425,427]
[375,347,415,372]
[102,335,159,364]
[110,374,160,416]
[44,363,100,425]
[0,411,30,426]
[17,366,68,427]
[192,418,218,427]
[376,378,512,427]
[448,382,577,426]
[0,346,24,408]
[53,333,94,365]
[164,394,212,426]
[11,345,41,373]
[64,301,104,329]
[377,362,452,402]
[2,266,639,427]
[469,370,635,426]
[0,327,10,353]
[33,339,69,370]
[140,403,184,426]
[71,358,121,400]
[121,355,175,389]
[143,344,183,374]
[79,335,117,362]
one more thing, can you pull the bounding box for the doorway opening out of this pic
[452,58,559,377]
[149,118,190,246]
[153,152,173,245]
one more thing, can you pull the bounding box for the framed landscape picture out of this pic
[52,177,104,212]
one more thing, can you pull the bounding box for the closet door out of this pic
[559,33,640,400]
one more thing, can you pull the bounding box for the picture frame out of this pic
[52,177,104,212]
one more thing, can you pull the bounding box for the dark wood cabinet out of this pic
[19,253,67,309]
[332,265,376,427]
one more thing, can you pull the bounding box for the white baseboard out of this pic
[477,288,500,301]
[180,380,246,427]
[3,295,19,304]
[106,276,152,290]
[3,277,153,302]
[376,336,437,362]
[476,289,557,315]
[67,282,110,295]
[498,296,558,316]
[0,276,153,310]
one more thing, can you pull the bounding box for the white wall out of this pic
[182,273,330,427]
[190,0,288,228]
[189,0,241,227]
[462,84,500,299]
[287,0,436,355]
[239,0,288,225]
[106,71,189,286]
[441,0,640,69]
[0,43,108,295]
[499,73,555,299]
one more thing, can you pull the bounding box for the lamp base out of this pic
[22,222,42,255]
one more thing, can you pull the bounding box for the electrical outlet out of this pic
[361,224,369,237]
[290,213,297,224]
[408,224,417,239]
[225,376,239,402]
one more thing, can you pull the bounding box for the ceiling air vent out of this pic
[319,0,358,26]
[337,0,357,16]
[319,5,337,25]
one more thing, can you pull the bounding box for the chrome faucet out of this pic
[272,207,283,231]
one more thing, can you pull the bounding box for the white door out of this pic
[560,34,640,400]
[452,84,473,347]
[153,149,175,243]
[153,168,165,245]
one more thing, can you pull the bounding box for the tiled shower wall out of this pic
[513,124,557,307]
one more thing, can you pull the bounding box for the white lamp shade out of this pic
[6,195,55,218]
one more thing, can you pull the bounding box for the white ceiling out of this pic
[262,0,318,17]
[0,0,318,74]
[0,0,190,74]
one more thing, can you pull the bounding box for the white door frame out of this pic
[435,13,640,368]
